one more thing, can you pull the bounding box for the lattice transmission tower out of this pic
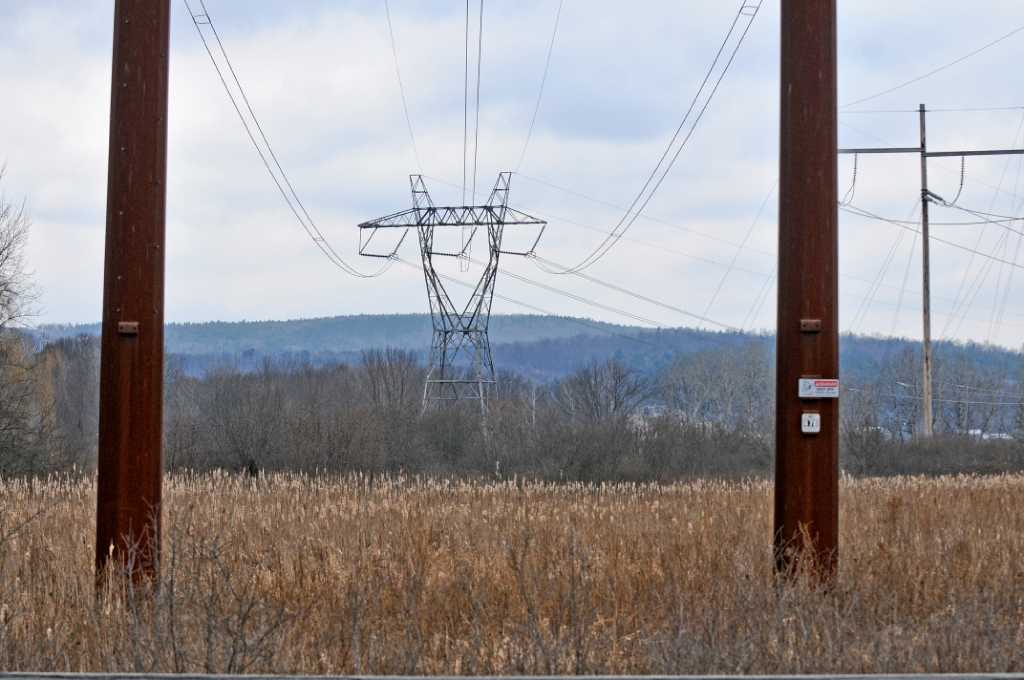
[359,173,546,412]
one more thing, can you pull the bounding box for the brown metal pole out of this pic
[96,0,170,581]
[774,0,839,578]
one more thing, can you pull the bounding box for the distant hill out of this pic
[33,314,632,355]
[30,314,1023,382]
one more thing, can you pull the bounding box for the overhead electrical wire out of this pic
[936,111,1024,340]
[890,232,918,337]
[844,386,1024,407]
[422,172,778,278]
[842,105,1024,114]
[703,182,776,317]
[515,0,565,172]
[525,204,773,279]
[991,154,1024,340]
[544,0,763,275]
[515,172,776,257]
[394,257,664,345]
[515,171,977,306]
[529,255,739,331]
[383,0,422,173]
[842,203,1024,272]
[184,0,390,279]
[842,22,1024,108]
[471,0,484,203]
[463,0,470,204]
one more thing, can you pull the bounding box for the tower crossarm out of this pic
[358,206,545,229]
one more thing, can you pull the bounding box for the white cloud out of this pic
[1,0,1023,348]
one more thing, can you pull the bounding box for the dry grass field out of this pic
[0,472,1022,674]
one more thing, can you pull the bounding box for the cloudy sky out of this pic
[2,1,1024,348]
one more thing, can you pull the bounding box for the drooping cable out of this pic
[840,154,858,206]
[515,0,565,172]
[530,254,738,330]
[545,1,763,274]
[394,257,661,347]
[948,156,966,206]
[471,0,484,203]
[842,204,1024,272]
[383,0,423,173]
[462,0,470,205]
[890,232,918,337]
[185,0,390,279]
[842,22,1024,108]
[703,181,776,317]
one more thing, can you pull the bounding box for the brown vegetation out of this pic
[1,473,1021,673]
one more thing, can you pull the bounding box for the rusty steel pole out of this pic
[95,0,171,580]
[774,0,839,578]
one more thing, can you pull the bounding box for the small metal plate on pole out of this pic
[798,378,840,399]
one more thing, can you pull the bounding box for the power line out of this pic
[527,205,772,279]
[842,22,1024,108]
[891,231,918,337]
[845,385,1024,407]
[462,0,470,204]
[843,201,1024,270]
[471,0,484,203]
[516,171,777,256]
[530,254,739,331]
[490,260,668,329]
[742,269,775,330]
[842,203,1024,271]
[842,105,1024,114]
[933,111,1024,340]
[704,181,776,316]
[383,0,422,173]
[425,172,778,276]
[515,0,564,173]
[550,1,763,274]
[515,171,985,306]
[393,257,661,347]
[184,0,390,279]
[991,153,1024,339]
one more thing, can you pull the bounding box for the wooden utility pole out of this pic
[918,104,935,437]
[775,0,840,577]
[840,109,1024,438]
[95,0,171,580]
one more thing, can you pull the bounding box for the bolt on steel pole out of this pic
[95,0,170,581]
[918,103,935,438]
[774,0,839,578]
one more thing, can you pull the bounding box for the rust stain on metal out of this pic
[95,0,170,582]
[775,0,839,579]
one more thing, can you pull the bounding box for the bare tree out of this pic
[0,170,34,331]
[359,348,423,412]
[0,172,47,475]
[554,359,649,424]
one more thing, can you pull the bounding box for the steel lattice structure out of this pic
[359,173,546,412]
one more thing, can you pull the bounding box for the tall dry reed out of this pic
[0,472,1021,673]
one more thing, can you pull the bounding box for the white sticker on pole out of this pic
[798,378,840,399]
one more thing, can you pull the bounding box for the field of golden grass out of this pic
[0,472,1022,674]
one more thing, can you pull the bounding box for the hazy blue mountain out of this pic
[30,314,1022,383]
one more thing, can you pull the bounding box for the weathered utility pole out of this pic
[775,0,840,577]
[918,104,934,437]
[95,0,170,581]
[839,108,1024,438]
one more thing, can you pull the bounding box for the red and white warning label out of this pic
[798,378,840,399]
